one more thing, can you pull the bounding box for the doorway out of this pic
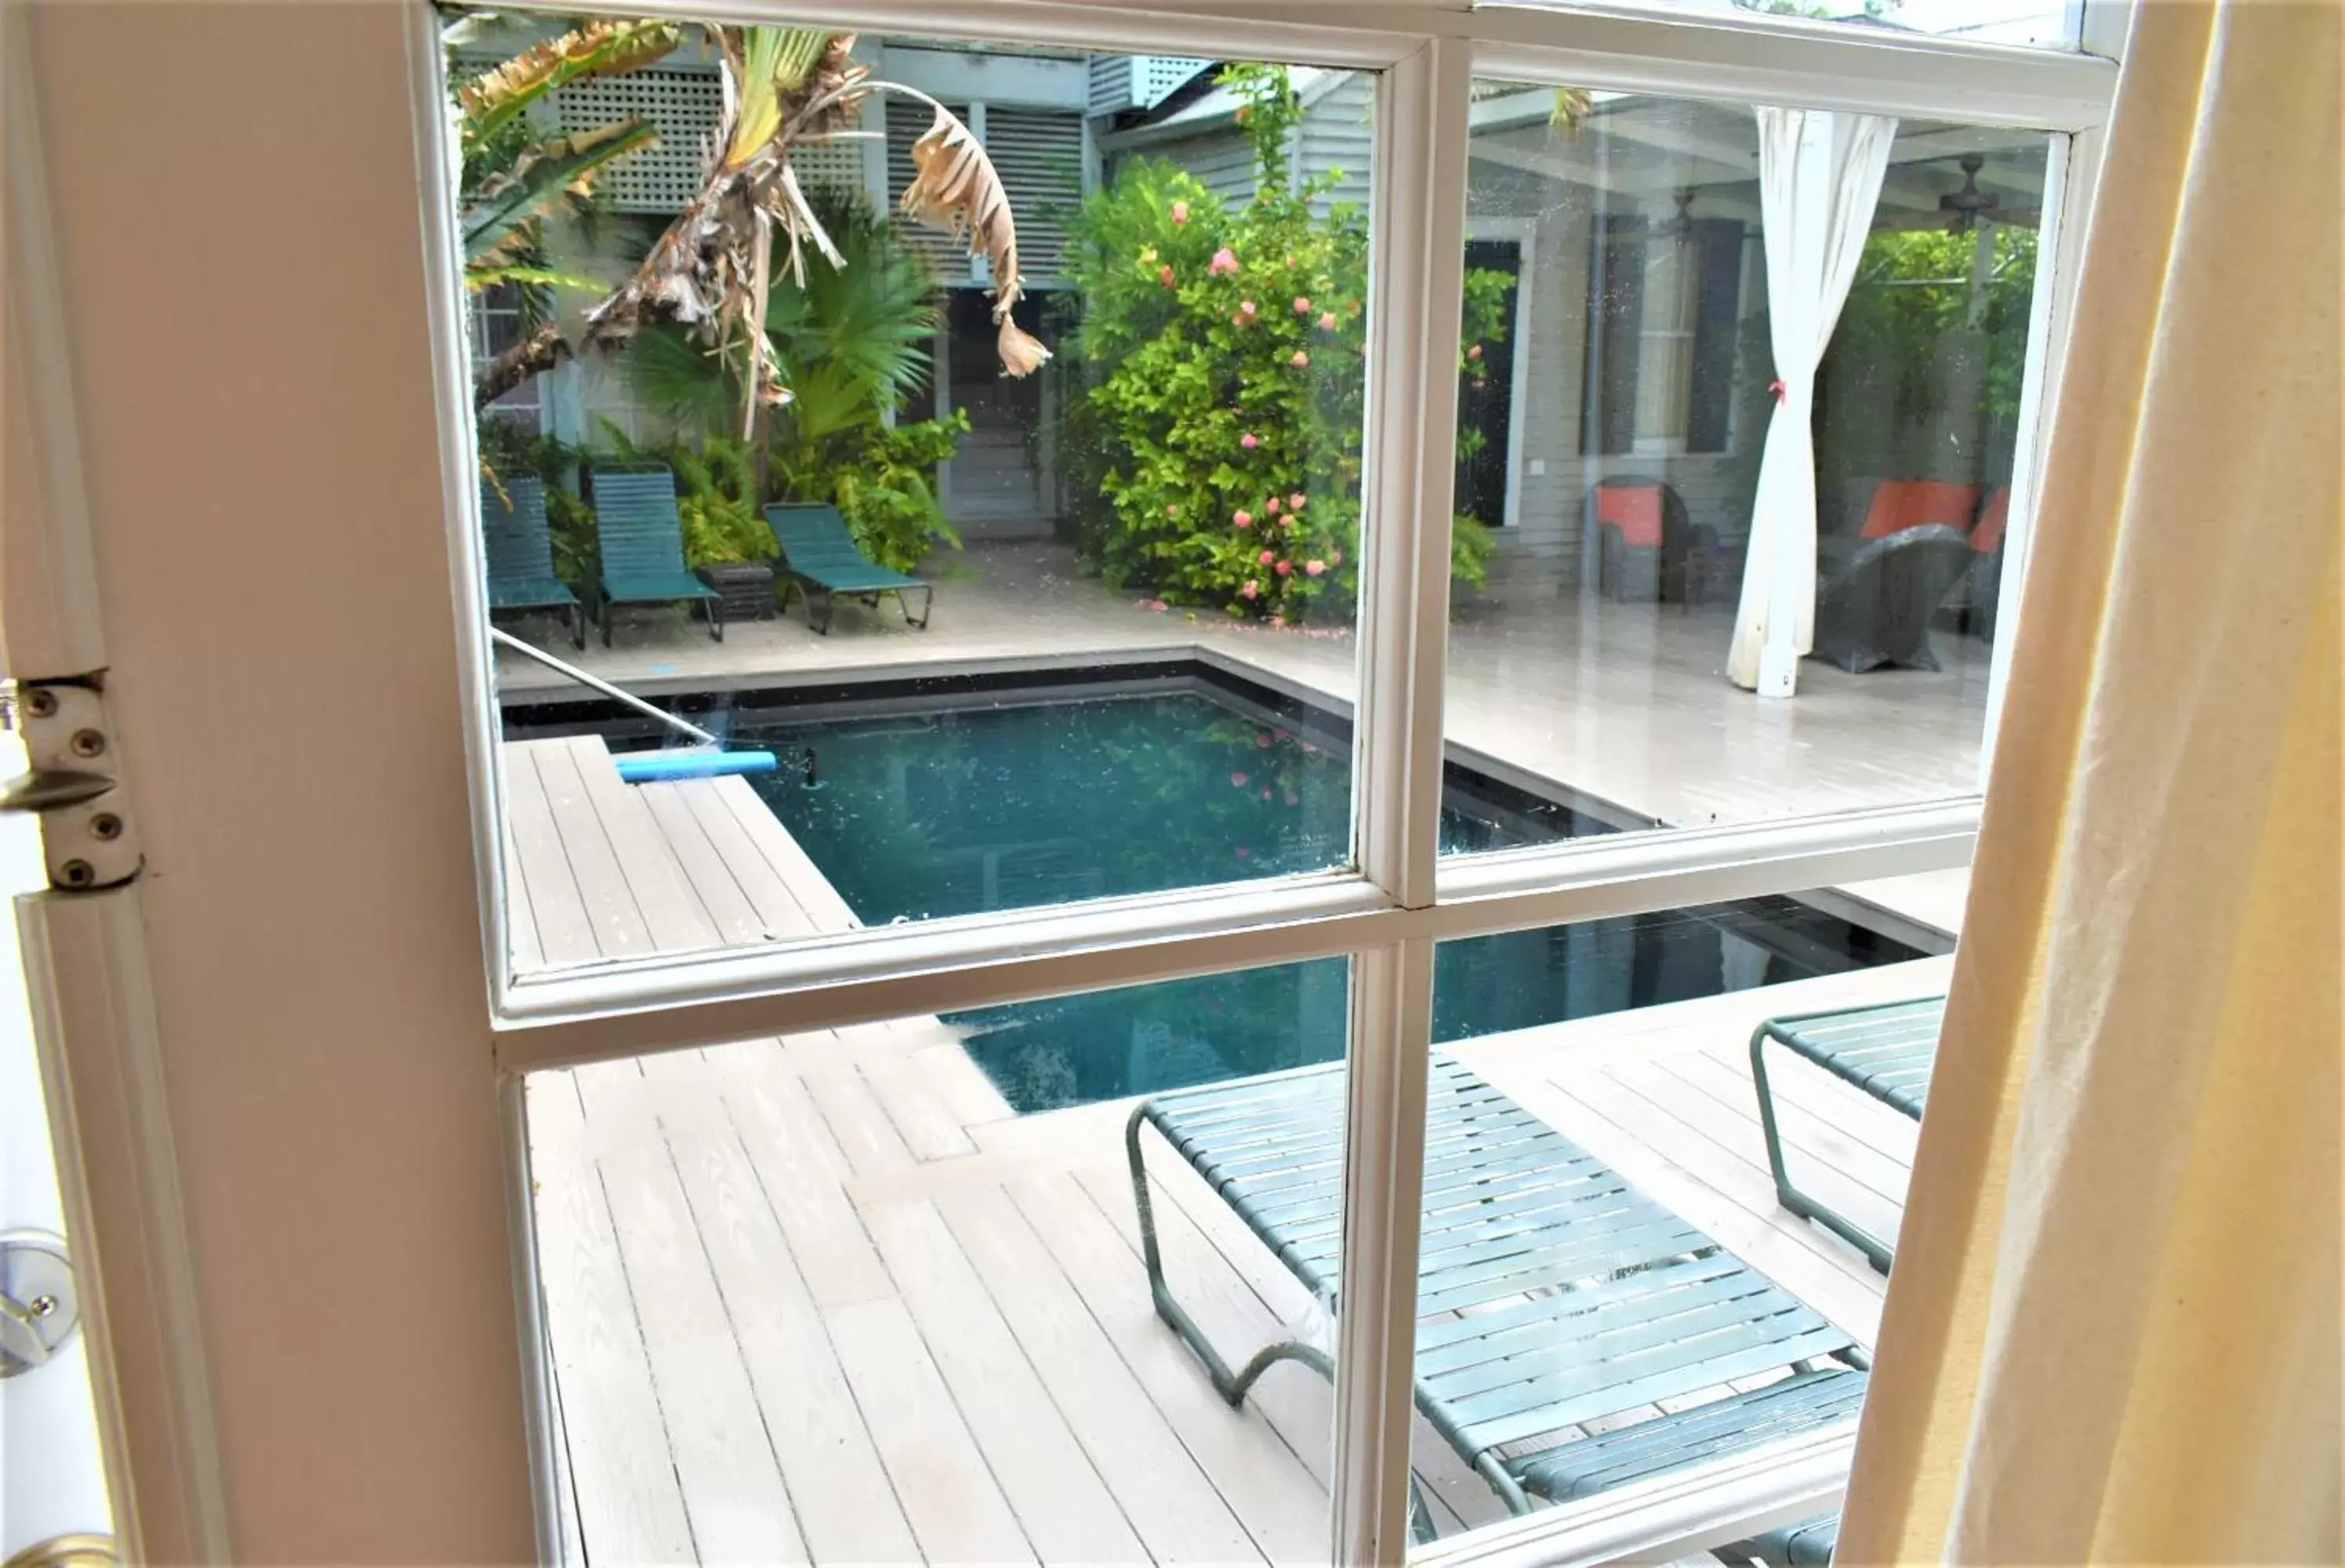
[1454,238,1521,531]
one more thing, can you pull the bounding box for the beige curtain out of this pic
[1835,1,2341,1563]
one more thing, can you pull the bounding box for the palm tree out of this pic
[455,18,684,405]
[459,20,1049,426]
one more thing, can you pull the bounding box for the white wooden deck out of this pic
[510,735,1942,1565]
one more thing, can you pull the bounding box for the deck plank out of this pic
[527,1073,698,1563]
[638,784,768,946]
[1006,1170,1333,1565]
[639,1050,924,1566]
[504,744,601,966]
[564,735,724,954]
[863,1198,1150,1563]
[710,775,862,932]
[670,778,823,941]
[708,1039,898,1312]
[939,1184,1264,1564]
[825,1295,1039,1566]
[532,739,656,959]
[572,1060,808,1565]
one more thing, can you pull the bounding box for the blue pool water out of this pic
[698,673,1926,1112]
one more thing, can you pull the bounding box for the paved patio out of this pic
[496,542,1987,935]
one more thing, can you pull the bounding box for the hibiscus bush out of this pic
[1063,64,1513,624]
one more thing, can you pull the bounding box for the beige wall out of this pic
[16,3,532,1558]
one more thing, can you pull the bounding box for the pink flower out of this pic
[1289,492,1307,510]
[1240,433,1259,450]
[1165,504,1179,517]
[1281,517,1298,532]
[1231,312,1249,328]
[1291,350,1310,368]
[1284,253,1297,268]
[1270,615,1287,629]
[1236,846,1251,858]
[1259,550,1275,565]
[1265,496,1281,515]
[1208,247,1240,275]
[1233,510,1253,529]
[1171,199,1190,225]
[1160,264,1175,288]
[1242,579,1258,599]
[1256,734,1272,749]
[1141,598,1168,612]
[1261,788,1273,800]
[1294,296,1312,314]
[1275,560,1293,577]
[1305,559,1326,576]
[1319,310,1338,331]
[1240,299,1258,318]
[1230,771,1248,787]
[1467,343,1483,361]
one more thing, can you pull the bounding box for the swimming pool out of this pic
[508,661,1929,1112]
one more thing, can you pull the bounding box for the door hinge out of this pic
[0,674,143,891]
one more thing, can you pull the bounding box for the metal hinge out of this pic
[0,673,143,891]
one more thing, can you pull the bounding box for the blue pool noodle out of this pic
[614,750,779,783]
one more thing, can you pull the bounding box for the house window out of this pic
[423,4,2112,1561]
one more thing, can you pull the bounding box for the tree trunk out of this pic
[474,322,571,409]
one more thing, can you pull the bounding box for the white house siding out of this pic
[1294,74,1374,218]
[1472,160,1764,590]
[1156,127,1261,209]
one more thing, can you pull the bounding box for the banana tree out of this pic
[568,24,1046,437]
[456,18,681,405]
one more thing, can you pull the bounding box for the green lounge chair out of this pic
[1751,995,1943,1273]
[479,475,584,649]
[764,503,931,635]
[587,466,724,645]
[1127,1054,1871,1548]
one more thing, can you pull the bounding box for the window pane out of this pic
[445,13,1379,972]
[1403,891,1950,1550]
[525,960,1346,1561]
[1445,82,2049,915]
[1497,0,2081,51]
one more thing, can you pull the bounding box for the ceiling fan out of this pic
[1937,152,2042,233]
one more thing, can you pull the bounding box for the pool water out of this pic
[718,678,1926,1113]
[739,687,1577,923]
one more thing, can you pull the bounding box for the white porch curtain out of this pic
[1726,107,1896,695]
[1836,0,2340,1560]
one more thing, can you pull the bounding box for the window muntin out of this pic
[420,5,2114,1563]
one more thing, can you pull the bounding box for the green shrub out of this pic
[1063,63,1511,623]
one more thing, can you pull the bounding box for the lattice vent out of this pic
[552,68,721,213]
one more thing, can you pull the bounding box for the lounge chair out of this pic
[586,466,724,645]
[1127,1054,1871,1548]
[1810,525,1974,673]
[479,475,584,649]
[1751,995,1944,1273]
[764,503,932,635]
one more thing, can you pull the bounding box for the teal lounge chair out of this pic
[1129,1054,1870,1552]
[587,466,723,645]
[764,503,931,635]
[479,475,584,649]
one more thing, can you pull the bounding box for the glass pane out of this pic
[1403,891,1951,1550]
[1498,0,2080,51]
[442,13,1380,971]
[525,959,1345,1561]
[1445,82,2049,915]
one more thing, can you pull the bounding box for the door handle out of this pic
[0,1232,80,1376]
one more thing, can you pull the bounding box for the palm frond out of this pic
[462,119,655,262]
[897,100,1051,376]
[459,20,681,145]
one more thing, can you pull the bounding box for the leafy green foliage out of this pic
[615,188,966,573]
[1062,64,1512,623]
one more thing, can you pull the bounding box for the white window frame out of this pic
[405,3,2121,1562]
